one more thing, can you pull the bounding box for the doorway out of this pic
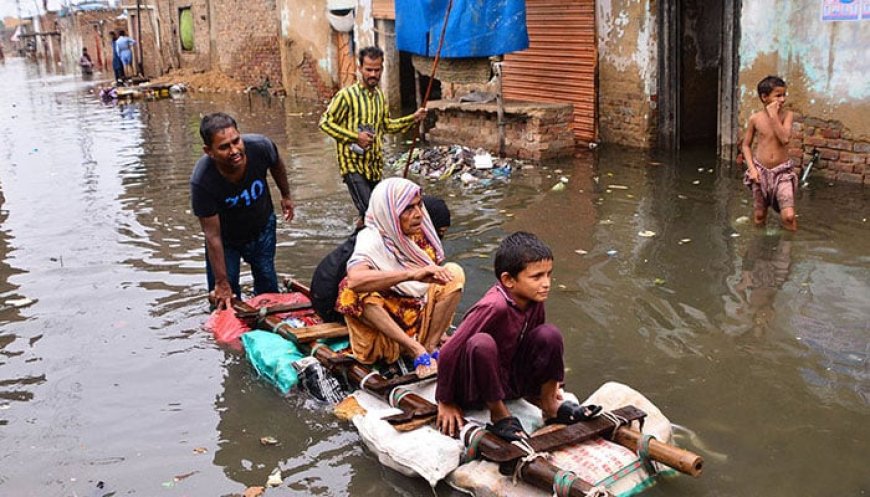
[658,0,741,157]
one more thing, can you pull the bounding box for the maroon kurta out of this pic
[436,284,564,407]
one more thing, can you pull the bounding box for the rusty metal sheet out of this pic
[502,0,597,143]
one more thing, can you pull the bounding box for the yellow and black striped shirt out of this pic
[319,83,417,182]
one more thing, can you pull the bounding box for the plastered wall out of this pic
[739,0,869,183]
[596,0,658,148]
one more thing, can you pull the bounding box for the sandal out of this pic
[413,352,438,379]
[486,415,529,442]
[544,401,602,425]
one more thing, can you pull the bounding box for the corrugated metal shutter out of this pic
[372,0,395,20]
[502,0,596,143]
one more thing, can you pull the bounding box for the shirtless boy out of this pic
[741,75,797,231]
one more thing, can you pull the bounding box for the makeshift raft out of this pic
[207,285,703,497]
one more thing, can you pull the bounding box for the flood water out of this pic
[0,58,867,497]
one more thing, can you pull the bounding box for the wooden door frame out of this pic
[657,0,741,155]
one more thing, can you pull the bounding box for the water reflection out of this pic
[731,233,792,337]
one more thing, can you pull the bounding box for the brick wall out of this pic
[153,0,212,73]
[598,77,655,148]
[212,0,281,88]
[127,7,161,77]
[789,116,870,186]
[427,101,576,161]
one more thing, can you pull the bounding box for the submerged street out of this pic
[0,58,868,496]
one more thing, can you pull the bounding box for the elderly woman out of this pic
[336,178,464,377]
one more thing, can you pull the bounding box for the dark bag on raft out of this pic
[309,230,360,324]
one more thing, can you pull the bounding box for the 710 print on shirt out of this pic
[224,179,266,208]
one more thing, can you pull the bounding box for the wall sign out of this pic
[822,0,862,20]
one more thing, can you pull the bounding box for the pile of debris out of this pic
[388,145,524,186]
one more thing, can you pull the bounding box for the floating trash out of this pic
[654,278,666,286]
[735,216,750,225]
[638,230,656,238]
[608,184,629,190]
[574,249,588,255]
[260,436,279,446]
[473,152,493,169]
[692,180,700,185]
[606,250,618,256]
[677,194,688,200]
[388,145,520,187]
[678,238,692,245]
[730,233,740,238]
[193,447,208,454]
[551,182,566,192]
[266,468,282,487]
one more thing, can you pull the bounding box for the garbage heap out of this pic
[388,145,524,186]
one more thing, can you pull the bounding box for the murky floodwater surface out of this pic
[0,59,867,496]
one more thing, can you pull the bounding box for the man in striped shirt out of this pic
[320,46,427,223]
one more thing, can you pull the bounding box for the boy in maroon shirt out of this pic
[435,232,599,441]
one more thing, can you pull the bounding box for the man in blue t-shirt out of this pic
[190,113,295,309]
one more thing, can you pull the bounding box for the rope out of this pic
[461,424,486,463]
[402,0,455,178]
[309,342,326,357]
[599,411,628,440]
[388,386,413,408]
[636,433,658,476]
[510,438,545,485]
[552,469,578,497]
[358,371,378,392]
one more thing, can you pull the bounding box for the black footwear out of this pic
[545,402,602,425]
[486,416,529,442]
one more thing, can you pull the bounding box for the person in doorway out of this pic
[79,47,94,75]
[435,231,600,441]
[310,195,452,324]
[319,46,427,226]
[741,75,797,231]
[190,113,295,310]
[336,178,464,378]
[109,31,124,83]
[114,30,136,79]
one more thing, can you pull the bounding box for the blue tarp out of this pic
[396,0,529,58]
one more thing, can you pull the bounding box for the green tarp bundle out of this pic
[241,331,349,395]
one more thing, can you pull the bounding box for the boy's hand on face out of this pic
[766,100,781,118]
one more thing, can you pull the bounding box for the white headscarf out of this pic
[348,178,444,298]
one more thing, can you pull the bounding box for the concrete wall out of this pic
[596,0,658,148]
[738,0,870,184]
[277,0,337,100]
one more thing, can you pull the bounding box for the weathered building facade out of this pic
[597,0,869,183]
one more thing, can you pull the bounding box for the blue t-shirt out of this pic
[190,134,279,245]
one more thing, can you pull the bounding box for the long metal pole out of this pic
[136,0,144,76]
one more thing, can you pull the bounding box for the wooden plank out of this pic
[484,406,647,462]
[291,322,348,342]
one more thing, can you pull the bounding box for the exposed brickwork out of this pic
[789,115,870,185]
[597,78,656,148]
[211,0,281,88]
[426,101,576,161]
[299,52,337,101]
